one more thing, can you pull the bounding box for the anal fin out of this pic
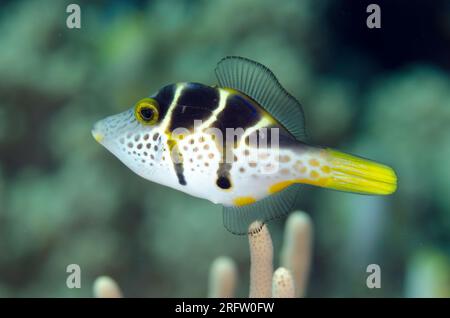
[223,184,302,235]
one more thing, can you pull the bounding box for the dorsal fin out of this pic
[215,56,306,141]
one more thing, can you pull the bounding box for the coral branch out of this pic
[280,211,313,297]
[94,212,314,298]
[93,276,123,298]
[272,267,295,298]
[248,221,273,298]
[208,256,238,298]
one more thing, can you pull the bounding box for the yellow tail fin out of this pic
[324,149,397,195]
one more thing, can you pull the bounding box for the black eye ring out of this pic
[140,107,154,122]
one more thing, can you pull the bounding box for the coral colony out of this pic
[93,211,313,298]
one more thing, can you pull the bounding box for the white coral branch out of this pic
[272,267,295,298]
[93,276,123,298]
[280,211,313,297]
[208,256,238,298]
[248,221,273,298]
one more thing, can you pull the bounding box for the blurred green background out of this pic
[0,0,449,297]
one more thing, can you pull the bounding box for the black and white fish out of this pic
[92,56,397,234]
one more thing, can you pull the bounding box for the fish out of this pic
[92,56,397,234]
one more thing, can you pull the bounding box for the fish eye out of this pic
[135,98,159,125]
[140,107,154,121]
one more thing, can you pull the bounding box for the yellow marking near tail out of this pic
[233,196,256,206]
[268,177,330,194]
[268,181,295,194]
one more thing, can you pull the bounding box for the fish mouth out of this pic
[91,122,105,143]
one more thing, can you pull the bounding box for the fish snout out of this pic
[91,121,105,143]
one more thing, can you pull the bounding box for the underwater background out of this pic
[0,0,449,297]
